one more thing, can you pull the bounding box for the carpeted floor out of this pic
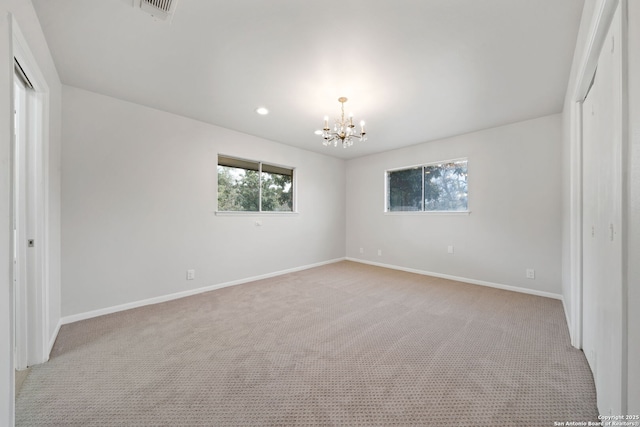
[16,261,598,426]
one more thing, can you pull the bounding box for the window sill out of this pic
[384,211,471,216]
[215,211,299,216]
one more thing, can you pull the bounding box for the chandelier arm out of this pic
[319,97,367,148]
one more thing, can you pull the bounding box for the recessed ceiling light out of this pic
[255,107,269,115]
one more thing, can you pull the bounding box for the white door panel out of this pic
[581,3,624,416]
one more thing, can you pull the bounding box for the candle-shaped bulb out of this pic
[324,116,329,129]
[349,112,353,126]
[360,120,366,133]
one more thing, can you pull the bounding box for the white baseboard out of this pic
[60,256,562,327]
[346,257,562,300]
[61,257,346,325]
[562,296,572,329]
[47,319,62,359]
[562,296,580,348]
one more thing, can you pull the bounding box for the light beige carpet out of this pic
[16,261,598,426]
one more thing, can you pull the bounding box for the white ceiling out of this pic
[32,0,584,160]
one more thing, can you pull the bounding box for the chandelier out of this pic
[321,97,367,148]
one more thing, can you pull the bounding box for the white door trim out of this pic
[567,0,619,349]
[13,71,28,371]
[567,0,629,414]
[11,16,51,368]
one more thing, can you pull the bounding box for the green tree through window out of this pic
[387,159,468,212]
[217,156,293,212]
[388,167,423,211]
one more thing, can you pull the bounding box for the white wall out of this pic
[345,114,562,296]
[0,0,62,423]
[61,85,346,318]
[626,0,640,415]
[0,6,13,425]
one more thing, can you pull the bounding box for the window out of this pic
[217,155,294,212]
[386,159,468,212]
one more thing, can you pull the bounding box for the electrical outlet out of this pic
[447,245,454,254]
[359,247,364,254]
[526,268,535,279]
[377,249,382,256]
[187,269,195,280]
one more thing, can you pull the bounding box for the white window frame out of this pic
[215,154,298,215]
[384,157,470,215]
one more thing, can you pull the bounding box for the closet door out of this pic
[581,3,623,416]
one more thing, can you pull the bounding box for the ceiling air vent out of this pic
[134,0,178,22]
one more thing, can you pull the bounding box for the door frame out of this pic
[567,0,621,350]
[567,0,629,414]
[11,16,51,369]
